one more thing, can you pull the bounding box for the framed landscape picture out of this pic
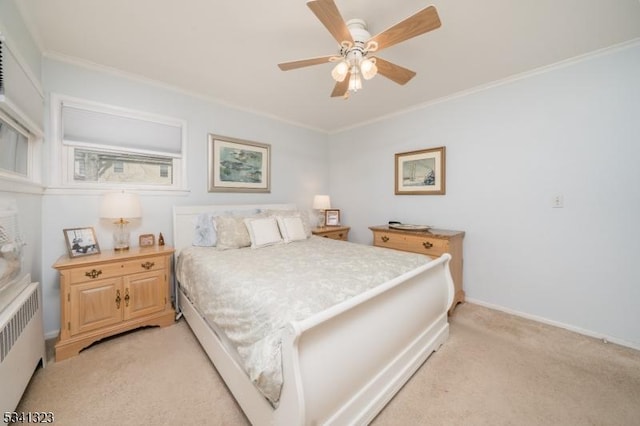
[395,146,446,195]
[208,134,271,192]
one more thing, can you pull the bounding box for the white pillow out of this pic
[276,216,307,243]
[244,217,283,248]
[262,209,312,237]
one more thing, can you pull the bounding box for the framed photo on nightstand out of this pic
[325,209,340,226]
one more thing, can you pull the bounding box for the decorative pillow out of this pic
[263,209,312,237]
[192,209,261,247]
[215,215,255,249]
[192,213,217,246]
[244,217,283,248]
[276,215,307,243]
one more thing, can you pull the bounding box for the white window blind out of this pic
[62,104,183,157]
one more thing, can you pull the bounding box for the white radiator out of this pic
[0,275,45,413]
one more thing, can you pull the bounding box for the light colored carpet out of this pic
[17,303,640,425]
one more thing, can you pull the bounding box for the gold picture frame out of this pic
[63,227,101,258]
[395,146,446,195]
[208,134,271,193]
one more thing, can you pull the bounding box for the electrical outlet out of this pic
[552,194,564,208]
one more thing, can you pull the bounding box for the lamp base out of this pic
[113,219,131,252]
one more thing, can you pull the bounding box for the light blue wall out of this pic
[328,43,640,348]
[0,0,41,75]
[0,0,43,286]
[39,58,329,336]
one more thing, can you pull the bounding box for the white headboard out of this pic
[172,203,297,255]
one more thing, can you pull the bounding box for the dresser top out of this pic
[53,245,175,269]
[369,225,465,239]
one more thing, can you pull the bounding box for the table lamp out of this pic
[312,195,331,227]
[100,191,142,251]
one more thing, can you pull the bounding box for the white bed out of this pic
[173,204,454,425]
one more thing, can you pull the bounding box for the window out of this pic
[51,95,187,191]
[0,115,29,177]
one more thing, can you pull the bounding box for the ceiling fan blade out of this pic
[373,57,416,85]
[331,71,351,98]
[307,0,354,45]
[278,55,336,71]
[368,5,441,52]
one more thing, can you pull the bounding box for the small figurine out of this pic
[158,232,165,246]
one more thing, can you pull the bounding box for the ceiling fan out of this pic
[278,0,441,99]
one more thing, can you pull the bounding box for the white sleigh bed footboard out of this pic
[278,253,453,425]
[178,253,453,425]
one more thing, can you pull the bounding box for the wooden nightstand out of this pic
[369,226,465,312]
[53,245,175,361]
[312,226,350,241]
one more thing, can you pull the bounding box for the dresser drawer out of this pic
[69,255,166,283]
[374,232,449,256]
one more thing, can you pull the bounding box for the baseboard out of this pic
[44,330,59,340]
[465,298,640,352]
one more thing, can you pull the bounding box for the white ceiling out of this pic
[17,0,640,133]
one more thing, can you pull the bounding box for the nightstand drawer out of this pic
[69,255,165,283]
[320,229,348,240]
[374,232,448,256]
[312,226,350,241]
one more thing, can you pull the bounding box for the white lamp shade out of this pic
[100,191,142,219]
[312,195,331,210]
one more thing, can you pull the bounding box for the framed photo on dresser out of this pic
[63,227,100,258]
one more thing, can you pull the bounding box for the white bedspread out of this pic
[176,237,430,404]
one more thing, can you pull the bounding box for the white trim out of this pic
[44,330,60,340]
[43,187,190,197]
[49,93,188,191]
[0,109,43,186]
[0,178,44,195]
[466,298,640,352]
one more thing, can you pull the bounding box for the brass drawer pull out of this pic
[124,288,130,307]
[85,269,102,279]
[115,290,121,309]
[422,241,433,249]
[381,236,390,243]
[141,261,155,270]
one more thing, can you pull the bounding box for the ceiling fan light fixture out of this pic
[331,60,349,82]
[360,57,378,80]
[348,69,362,92]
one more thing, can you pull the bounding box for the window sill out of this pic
[0,177,45,195]
[43,187,191,196]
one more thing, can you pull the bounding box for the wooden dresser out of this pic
[312,226,350,241]
[369,225,465,312]
[53,245,175,361]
